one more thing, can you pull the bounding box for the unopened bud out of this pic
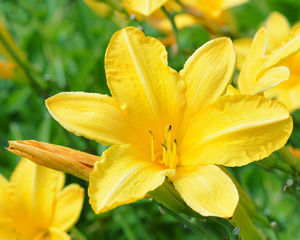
[7,140,99,181]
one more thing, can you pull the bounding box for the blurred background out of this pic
[1,0,300,239]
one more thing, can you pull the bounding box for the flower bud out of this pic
[7,140,99,181]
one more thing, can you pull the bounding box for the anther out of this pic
[170,139,178,169]
[149,130,155,162]
[149,130,154,138]
[161,143,167,149]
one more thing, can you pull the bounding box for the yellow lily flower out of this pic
[234,12,300,111]
[0,158,84,240]
[45,27,292,218]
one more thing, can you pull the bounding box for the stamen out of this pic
[162,144,167,165]
[149,126,178,169]
[170,139,178,169]
[149,130,155,162]
[165,125,172,167]
[161,143,167,149]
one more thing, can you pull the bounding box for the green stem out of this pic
[149,180,198,216]
[207,217,235,240]
[161,6,179,43]
[113,212,136,240]
[105,0,124,11]
[255,153,294,174]
[159,204,212,239]
[278,146,300,174]
[221,167,269,227]
[231,204,264,240]
[111,12,127,28]
[70,227,87,240]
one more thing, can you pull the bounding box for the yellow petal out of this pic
[171,165,238,218]
[238,26,300,95]
[252,66,289,93]
[264,12,290,50]
[181,0,221,18]
[84,0,113,18]
[34,228,70,240]
[265,78,300,112]
[180,37,236,118]
[47,228,70,240]
[46,92,143,148]
[264,36,300,67]
[226,84,240,96]
[9,159,65,229]
[8,140,97,181]
[89,144,175,214]
[52,184,84,231]
[179,95,292,167]
[237,28,267,94]
[105,27,185,145]
[149,13,198,34]
[122,0,168,16]
[0,174,11,219]
[290,22,300,38]
[233,38,252,69]
[222,0,248,10]
[0,219,15,240]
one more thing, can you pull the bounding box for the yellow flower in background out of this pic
[139,0,248,37]
[234,12,300,111]
[122,0,169,17]
[289,147,300,163]
[180,0,248,21]
[84,0,113,18]
[84,0,168,18]
[0,158,84,240]
[45,27,292,218]
[83,0,248,37]
[0,60,15,79]
[0,22,26,64]
[145,1,198,35]
[83,0,128,28]
[264,13,300,112]
[0,21,30,83]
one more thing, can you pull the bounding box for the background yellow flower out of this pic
[234,12,300,111]
[0,158,84,240]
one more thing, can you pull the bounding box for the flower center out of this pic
[149,125,179,169]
